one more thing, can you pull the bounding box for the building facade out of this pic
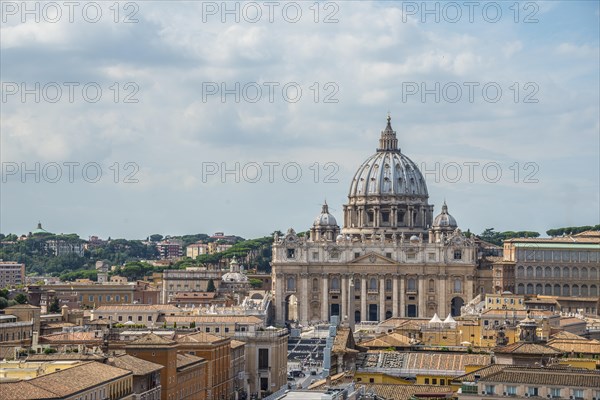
[0,261,25,287]
[272,116,479,325]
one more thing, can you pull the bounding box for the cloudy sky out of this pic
[1,1,599,240]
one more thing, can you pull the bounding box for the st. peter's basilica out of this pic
[272,116,481,326]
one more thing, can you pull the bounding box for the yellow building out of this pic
[0,360,81,380]
[354,372,411,385]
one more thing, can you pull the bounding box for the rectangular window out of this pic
[453,250,462,260]
[118,316,123,321]
[205,327,210,332]
[138,316,142,321]
[98,295,102,302]
[527,387,538,396]
[386,253,392,259]
[124,295,128,302]
[215,327,220,333]
[382,212,389,223]
[354,252,360,259]
[572,389,584,399]
[258,349,269,370]
[432,378,437,385]
[428,253,435,261]
[550,388,561,397]
[484,385,495,395]
[225,327,229,333]
[312,252,319,260]
[148,316,152,321]
[506,386,517,395]
[424,378,429,384]
[287,249,295,259]
[115,295,120,302]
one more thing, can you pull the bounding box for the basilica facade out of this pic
[272,116,478,325]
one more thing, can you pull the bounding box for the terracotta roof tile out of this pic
[109,354,164,375]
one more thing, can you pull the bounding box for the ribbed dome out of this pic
[314,202,337,227]
[433,201,457,228]
[348,115,428,199]
[349,152,428,198]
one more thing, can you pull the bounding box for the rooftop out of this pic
[109,354,164,375]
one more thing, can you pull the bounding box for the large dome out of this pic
[348,151,428,198]
[348,116,428,199]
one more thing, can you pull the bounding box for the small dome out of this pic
[433,201,457,228]
[222,272,248,283]
[409,235,419,244]
[314,202,337,227]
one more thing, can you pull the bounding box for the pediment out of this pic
[350,252,396,265]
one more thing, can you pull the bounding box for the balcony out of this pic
[134,386,161,400]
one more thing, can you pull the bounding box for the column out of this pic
[399,275,405,317]
[341,274,348,323]
[379,275,386,322]
[275,273,284,324]
[439,274,447,317]
[361,275,367,322]
[392,276,399,317]
[348,276,356,330]
[321,274,329,322]
[391,207,397,228]
[301,273,309,324]
[418,277,425,317]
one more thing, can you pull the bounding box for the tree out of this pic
[14,293,28,304]
[0,297,8,309]
[249,278,263,289]
[149,234,164,242]
[48,297,60,313]
[206,279,216,292]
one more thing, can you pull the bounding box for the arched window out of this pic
[385,279,392,291]
[535,284,542,294]
[581,267,588,279]
[554,267,561,278]
[581,285,588,296]
[572,285,580,296]
[354,278,361,290]
[312,278,319,292]
[572,268,579,279]
[517,283,525,294]
[407,278,416,291]
[429,279,435,292]
[526,266,533,278]
[369,278,377,290]
[517,266,524,278]
[525,283,533,294]
[544,284,552,295]
[535,267,542,278]
[563,267,570,278]
[553,284,561,296]
[287,276,296,291]
[454,279,462,293]
[591,268,598,280]
[544,267,551,278]
[590,285,598,297]
[562,285,570,296]
[331,277,340,290]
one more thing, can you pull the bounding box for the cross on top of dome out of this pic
[378,114,400,152]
